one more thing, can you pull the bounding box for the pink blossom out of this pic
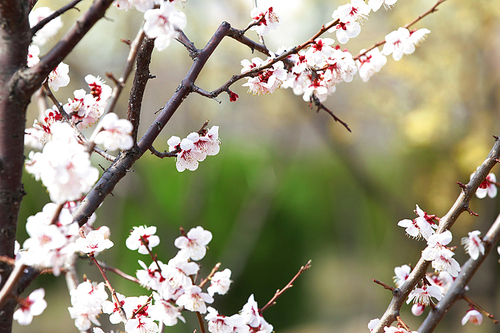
[207,268,232,297]
[149,292,185,326]
[94,112,134,151]
[411,303,425,316]
[76,229,114,255]
[406,285,442,306]
[368,0,398,12]
[13,288,47,325]
[471,172,497,199]
[48,62,70,91]
[143,2,187,51]
[356,48,387,82]
[249,7,280,36]
[29,7,63,46]
[174,226,212,260]
[393,264,411,288]
[175,285,213,313]
[461,230,484,260]
[461,309,483,325]
[126,225,160,254]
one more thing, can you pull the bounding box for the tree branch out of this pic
[373,137,500,333]
[72,21,232,226]
[20,0,115,96]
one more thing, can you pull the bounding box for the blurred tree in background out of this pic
[15,0,500,332]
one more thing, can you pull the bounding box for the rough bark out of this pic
[0,1,31,332]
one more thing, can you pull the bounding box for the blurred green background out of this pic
[16,0,500,332]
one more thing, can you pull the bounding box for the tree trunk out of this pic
[0,2,32,332]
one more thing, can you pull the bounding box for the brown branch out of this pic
[418,211,500,332]
[198,262,221,289]
[96,260,140,284]
[311,96,351,132]
[462,294,499,324]
[149,146,179,158]
[21,0,115,96]
[30,0,83,36]
[373,137,500,333]
[259,260,311,314]
[72,21,232,227]
[353,0,447,60]
[373,279,395,292]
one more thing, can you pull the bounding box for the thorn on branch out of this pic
[456,181,467,190]
[396,316,410,331]
[493,135,499,141]
[121,38,131,45]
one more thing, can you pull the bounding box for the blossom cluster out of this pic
[167,126,220,172]
[239,0,431,105]
[65,225,273,333]
[114,0,187,51]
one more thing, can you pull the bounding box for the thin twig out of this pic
[373,137,500,333]
[462,294,499,324]
[199,263,221,289]
[312,97,351,132]
[260,260,312,313]
[96,260,140,284]
[354,0,447,60]
[31,0,83,36]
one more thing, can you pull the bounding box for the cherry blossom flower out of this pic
[249,7,280,36]
[406,285,442,306]
[332,20,361,44]
[136,259,165,292]
[382,27,430,61]
[101,292,127,324]
[174,226,212,260]
[461,230,484,260]
[305,38,335,66]
[368,0,397,12]
[94,112,134,151]
[13,288,47,325]
[149,293,185,326]
[207,268,232,296]
[29,7,63,46]
[175,285,213,313]
[471,171,497,199]
[397,204,436,240]
[368,318,380,332]
[461,309,483,325]
[240,294,272,332]
[47,62,70,91]
[27,45,40,67]
[205,307,248,333]
[25,122,99,203]
[411,303,425,316]
[68,281,108,330]
[393,264,411,288]
[162,252,199,289]
[76,229,114,255]
[126,225,160,254]
[422,231,461,276]
[167,136,205,172]
[241,57,287,95]
[143,2,187,51]
[356,48,387,82]
[332,0,370,24]
[123,296,158,333]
